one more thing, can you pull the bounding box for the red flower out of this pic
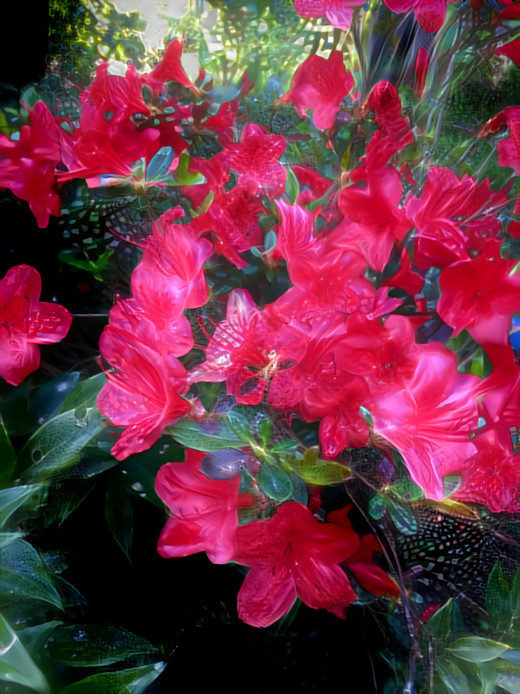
[480,107,520,178]
[97,324,191,460]
[0,265,72,386]
[156,449,252,564]
[497,37,520,67]
[382,0,448,32]
[405,167,505,270]
[370,344,480,500]
[338,163,411,271]
[141,39,198,94]
[0,102,71,227]
[415,47,429,98]
[280,51,354,131]
[131,208,213,318]
[219,124,286,198]
[233,502,359,627]
[437,258,520,347]
[293,0,364,29]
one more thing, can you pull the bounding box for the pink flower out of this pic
[233,502,359,627]
[0,265,72,386]
[156,449,253,564]
[97,324,191,460]
[131,208,213,318]
[141,39,198,94]
[383,0,448,32]
[219,124,286,197]
[480,107,520,183]
[294,0,364,30]
[497,37,520,67]
[0,102,71,227]
[437,258,520,347]
[280,51,354,131]
[405,167,505,270]
[370,344,480,500]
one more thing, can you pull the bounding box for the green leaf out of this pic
[59,661,166,693]
[290,460,351,486]
[0,538,62,609]
[270,439,299,454]
[47,624,157,667]
[168,419,244,451]
[145,146,174,184]
[258,464,293,501]
[284,166,300,205]
[486,562,512,628]
[171,153,205,186]
[443,474,462,498]
[0,485,40,529]
[385,497,418,535]
[106,475,134,562]
[497,672,520,694]
[208,84,240,104]
[0,421,16,486]
[226,411,255,444]
[448,637,511,663]
[501,651,520,666]
[0,613,50,692]
[60,372,107,413]
[20,407,105,480]
[17,620,62,655]
[427,599,454,640]
[438,660,471,694]
[368,494,386,520]
[29,371,80,423]
[390,480,424,502]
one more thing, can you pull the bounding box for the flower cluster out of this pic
[1,1,520,631]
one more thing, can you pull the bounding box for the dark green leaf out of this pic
[284,166,300,205]
[258,464,293,501]
[0,421,16,486]
[486,562,511,628]
[59,661,166,693]
[47,624,157,667]
[438,660,471,694]
[20,407,105,480]
[448,637,511,663]
[29,372,80,423]
[106,475,134,562]
[0,539,62,609]
[226,411,255,443]
[0,485,40,529]
[385,497,418,535]
[146,146,174,184]
[368,494,386,520]
[0,613,50,692]
[60,373,107,413]
[169,419,244,451]
[427,599,454,640]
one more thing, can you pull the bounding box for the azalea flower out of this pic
[437,258,520,347]
[370,344,480,500]
[219,124,286,198]
[294,0,364,30]
[0,102,72,228]
[131,207,213,318]
[233,502,359,627]
[280,51,354,131]
[0,265,72,386]
[97,324,191,460]
[382,0,449,33]
[155,449,253,564]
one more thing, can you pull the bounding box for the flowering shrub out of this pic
[1,0,520,691]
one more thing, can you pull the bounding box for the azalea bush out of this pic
[1,0,520,691]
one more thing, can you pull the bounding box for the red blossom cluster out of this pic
[2,32,520,628]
